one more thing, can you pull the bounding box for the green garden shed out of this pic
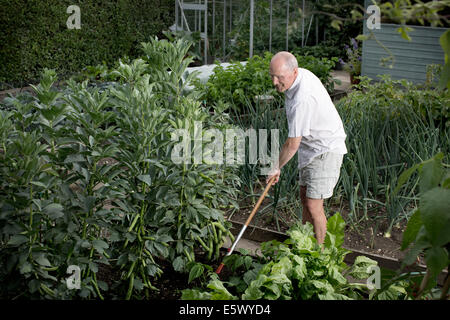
[361,0,447,83]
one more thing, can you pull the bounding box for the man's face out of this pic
[269,60,298,93]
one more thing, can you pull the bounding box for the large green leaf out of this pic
[419,187,450,247]
[318,291,352,300]
[207,277,238,300]
[401,209,423,250]
[424,246,449,280]
[34,254,51,267]
[325,212,346,248]
[19,261,33,274]
[242,275,268,300]
[180,289,212,300]
[348,256,378,280]
[92,239,109,255]
[270,256,292,277]
[419,153,443,194]
[327,264,347,285]
[43,203,64,219]
[172,256,185,272]
[310,279,335,296]
[292,255,307,281]
[438,29,450,90]
[7,235,29,246]
[82,196,96,212]
[137,174,152,187]
[376,284,407,300]
[188,263,204,284]
[287,223,316,252]
[401,228,430,267]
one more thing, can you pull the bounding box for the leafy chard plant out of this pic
[182,213,408,300]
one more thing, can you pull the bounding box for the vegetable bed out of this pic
[1,37,448,301]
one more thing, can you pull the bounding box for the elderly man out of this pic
[266,51,347,244]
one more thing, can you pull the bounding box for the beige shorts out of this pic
[299,152,344,199]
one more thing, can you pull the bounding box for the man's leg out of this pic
[300,186,313,225]
[304,197,327,244]
[301,186,326,244]
[300,153,343,244]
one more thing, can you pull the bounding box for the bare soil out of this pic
[226,186,414,263]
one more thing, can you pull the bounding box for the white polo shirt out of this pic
[285,68,347,169]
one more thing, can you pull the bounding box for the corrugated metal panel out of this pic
[361,1,446,83]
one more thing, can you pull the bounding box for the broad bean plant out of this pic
[0,38,240,299]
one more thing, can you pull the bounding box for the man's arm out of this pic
[267,137,302,184]
[277,137,302,170]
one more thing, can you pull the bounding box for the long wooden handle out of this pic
[243,176,276,227]
[216,176,276,275]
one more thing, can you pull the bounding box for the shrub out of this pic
[291,41,343,60]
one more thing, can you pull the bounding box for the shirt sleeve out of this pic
[287,96,313,138]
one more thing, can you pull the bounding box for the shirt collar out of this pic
[285,69,301,100]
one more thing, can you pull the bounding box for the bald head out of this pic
[269,52,298,93]
[271,51,298,71]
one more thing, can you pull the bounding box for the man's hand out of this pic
[266,167,281,185]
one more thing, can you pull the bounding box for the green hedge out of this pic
[0,0,174,89]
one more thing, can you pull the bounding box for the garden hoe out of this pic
[215,176,276,274]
